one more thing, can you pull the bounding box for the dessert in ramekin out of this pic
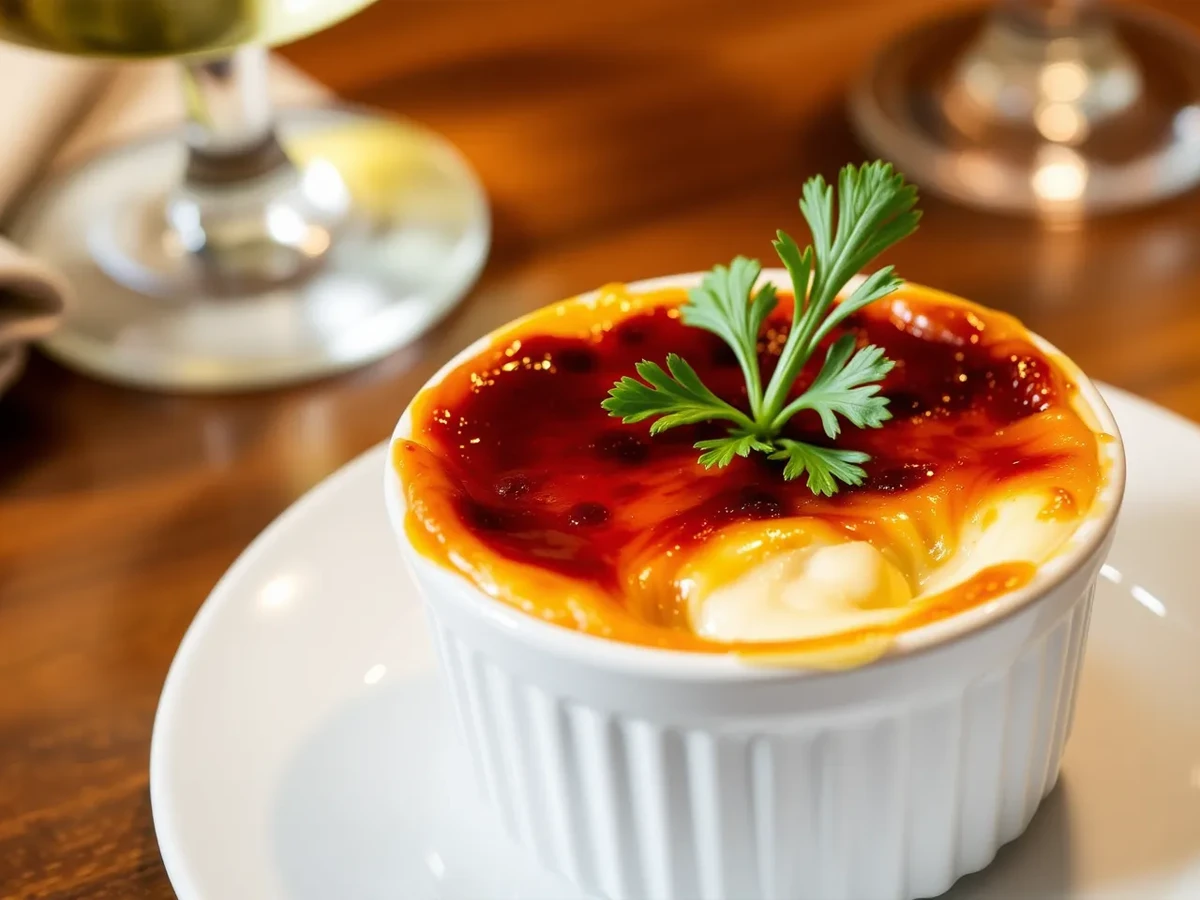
[386,167,1123,900]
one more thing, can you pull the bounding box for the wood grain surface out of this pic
[4,1,1200,896]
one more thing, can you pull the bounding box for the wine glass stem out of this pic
[168,46,346,290]
[1000,0,1097,30]
[180,46,290,185]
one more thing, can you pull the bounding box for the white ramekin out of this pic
[385,272,1126,900]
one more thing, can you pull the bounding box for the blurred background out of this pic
[2,1,1200,896]
[276,0,1198,418]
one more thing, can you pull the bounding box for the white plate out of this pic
[150,386,1200,900]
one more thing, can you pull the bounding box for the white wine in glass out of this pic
[3,0,490,390]
[0,0,374,56]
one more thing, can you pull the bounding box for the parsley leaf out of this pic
[602,161,920,494]
[601,354,755,435]
[771,333,895,438]
[769,441,871,498]
[679,257,777,419]
[695,429,775,469]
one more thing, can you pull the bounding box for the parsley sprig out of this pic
[602,161,920,495]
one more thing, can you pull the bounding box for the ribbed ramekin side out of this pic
[421,577,1097,900]
[898,578,1095,900]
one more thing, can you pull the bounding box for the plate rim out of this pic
[149,441,390,900]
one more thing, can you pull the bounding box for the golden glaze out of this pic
[395,282,1104,656]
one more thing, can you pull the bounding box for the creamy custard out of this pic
[394,282,1106,659]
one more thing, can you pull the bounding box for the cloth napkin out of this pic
[0,44,324,394]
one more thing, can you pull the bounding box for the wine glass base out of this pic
[849,4,1200,216]
[9,107,490,391]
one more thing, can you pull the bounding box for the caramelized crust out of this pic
[395,283,1104,657]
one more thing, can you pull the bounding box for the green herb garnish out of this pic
[602,161,920,495]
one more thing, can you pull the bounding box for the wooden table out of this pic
[4,1,1200,896]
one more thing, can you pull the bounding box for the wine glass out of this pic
[0,1,489,390]
[850,0,1200,217]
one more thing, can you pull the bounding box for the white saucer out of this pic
[150,386,1200,900]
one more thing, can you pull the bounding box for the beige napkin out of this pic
[0,44,324,393]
